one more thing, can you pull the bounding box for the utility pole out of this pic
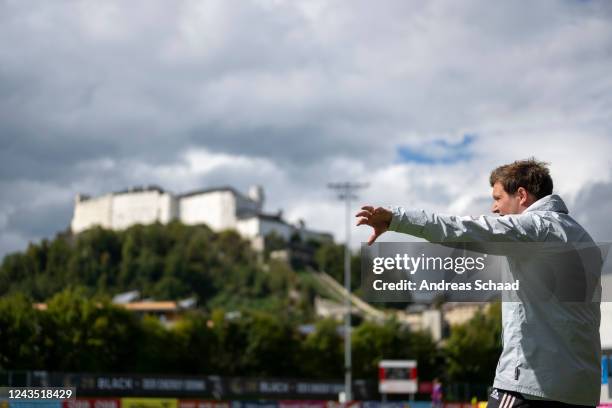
[327,181,368,403]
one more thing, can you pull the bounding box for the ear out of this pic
[516,187,529,205]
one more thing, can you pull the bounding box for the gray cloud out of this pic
[572,178,612,242]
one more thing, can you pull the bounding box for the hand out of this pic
[355,205,393,246]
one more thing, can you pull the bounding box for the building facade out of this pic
[71,184,331,248]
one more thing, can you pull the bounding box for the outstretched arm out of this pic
[356,206,541,245]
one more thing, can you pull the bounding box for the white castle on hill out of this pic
[71,184,331,249]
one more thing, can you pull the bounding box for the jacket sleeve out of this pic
[388,207,543,243]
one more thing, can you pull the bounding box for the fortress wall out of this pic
[159,193,179,223]
[179,191,236,230]
[71,194,113,233]
[111,190,172,230]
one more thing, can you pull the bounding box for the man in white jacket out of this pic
[356,158,601,407]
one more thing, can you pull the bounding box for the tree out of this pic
[40,288,140,372]
[133,315,182,373]
[443,302,502,383]
[301,318,343,378]
[240,312,300,376]
[0,293,42,369]
[208,309,249,375]
[352,319,411,379]
[171,311,216,374]
[315,242,361,291]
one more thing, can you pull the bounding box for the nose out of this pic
[491,203,499,214]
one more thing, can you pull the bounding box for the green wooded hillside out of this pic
[0,222,312,314]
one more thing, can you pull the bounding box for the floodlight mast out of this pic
[327,181,368,403]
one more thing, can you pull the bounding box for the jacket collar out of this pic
[524,194,569,214]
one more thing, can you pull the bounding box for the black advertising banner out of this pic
[14,372,374,400]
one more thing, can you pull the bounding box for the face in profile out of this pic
[491,181,522,215]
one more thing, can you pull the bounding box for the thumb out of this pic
[367,231,381,246]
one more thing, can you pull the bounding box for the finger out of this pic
[356,217,370,226]
[367,232,380,246]
[355,210,372,218]
[373,206,387,214]
[361,205,375,212]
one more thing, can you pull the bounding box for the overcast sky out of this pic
[1,0,612,259]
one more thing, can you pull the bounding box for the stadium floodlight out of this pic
[327,181,368,403]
